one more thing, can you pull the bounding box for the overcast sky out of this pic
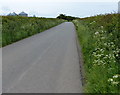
[0,0,119,18]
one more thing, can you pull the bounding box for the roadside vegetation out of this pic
[73,14,120,93]
[2,16,64,47]
[0,16,2,47]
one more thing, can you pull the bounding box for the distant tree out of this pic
[57,14,78,21]
[57,14,66,19]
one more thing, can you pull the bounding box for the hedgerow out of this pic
[2,16,64,47]
[73,14,120,93]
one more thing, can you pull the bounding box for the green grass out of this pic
[2,16,65,47]
[0,16,2,47]
[73,14,120,93]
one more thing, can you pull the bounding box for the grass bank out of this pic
[73,14,120,93]
[2,16,64,47]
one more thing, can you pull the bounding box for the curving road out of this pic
[2,22,82,93]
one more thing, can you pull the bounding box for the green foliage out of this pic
[73,14,120,93]
[2,16,64,47]
[0,16,2,47]
[57,14,78,21]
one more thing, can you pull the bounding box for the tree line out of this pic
[57,14,79,21]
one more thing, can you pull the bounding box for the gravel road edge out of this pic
[74,24,85,86]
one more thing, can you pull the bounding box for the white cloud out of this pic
[0,0,118,17]
[0,0,119,4]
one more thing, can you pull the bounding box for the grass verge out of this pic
[73,14,120,93]
[2,16,65,47]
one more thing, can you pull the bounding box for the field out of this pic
[73,14,120,93]
[2,16,64,47]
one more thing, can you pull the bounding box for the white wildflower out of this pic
[90,21,96,24]
[108,78,113,82]
[106,55,108,57]
[111,45,115,48]
[101,37,105,39]
[101,26,103,28]
[112,82,119,85]
[101,30,104,33]
[113,75,119,78]
[116,54,119,57]
[103,63,106,65]
[104,43,107,46]
[109,54,112,58]
[95,32,99,35]
[111,42,114,45]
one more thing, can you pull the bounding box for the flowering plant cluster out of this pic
[73,14,120,93]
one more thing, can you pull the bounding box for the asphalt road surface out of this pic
[2,22,82,93]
